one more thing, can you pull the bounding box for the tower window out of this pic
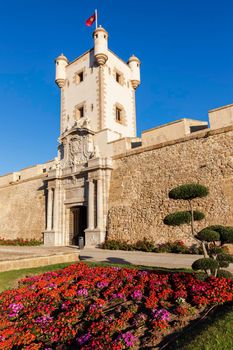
[116,107,123,123]
[75,105,84,120]
[78,72,84,82]
[115,70,124,85]
[75,70,84,84]
[79,106,84,118]
[116,73,121,83]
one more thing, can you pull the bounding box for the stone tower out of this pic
[44,27,140,247]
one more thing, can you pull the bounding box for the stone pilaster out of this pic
[46,188,53,231]
[97,177,103,230]
[87,180,94,230]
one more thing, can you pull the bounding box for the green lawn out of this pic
[167,302,233,350]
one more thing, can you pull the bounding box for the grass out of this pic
[166,302,233,350]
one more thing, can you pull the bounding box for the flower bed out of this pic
[0,238,42,246]
[0,263,233,349]
[102,239,203,254]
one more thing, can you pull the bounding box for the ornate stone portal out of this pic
[44,126,113,247]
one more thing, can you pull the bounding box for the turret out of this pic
[55,54,69,88]
[93,27,108,65]
[128,55,141,89]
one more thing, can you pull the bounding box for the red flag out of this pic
[85,13,96,27]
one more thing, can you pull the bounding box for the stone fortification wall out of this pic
[0,177,46,241]
[107,126,233,245]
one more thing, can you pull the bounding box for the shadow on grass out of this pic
[80,257,192,273]
[153,302,233,350]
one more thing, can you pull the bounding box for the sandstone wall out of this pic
[0,177,46,241]
[107,126,233,245]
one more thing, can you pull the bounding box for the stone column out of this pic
[97,178,103,230]
[46,188,53,231]
[88,180,94,230]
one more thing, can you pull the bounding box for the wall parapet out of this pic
[113,124,233,160]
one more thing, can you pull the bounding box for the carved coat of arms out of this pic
[59,128,96,169]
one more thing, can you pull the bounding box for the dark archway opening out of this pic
[69,206,87,246]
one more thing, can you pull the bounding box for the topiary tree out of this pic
[163,184,233,278]
[192,226,233,277]
[164,183,209,237]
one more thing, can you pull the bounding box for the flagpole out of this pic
[95,9,98,29]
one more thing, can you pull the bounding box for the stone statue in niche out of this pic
[74,117,91,130]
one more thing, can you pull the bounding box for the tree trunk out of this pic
[189,200,195,237]
[202,241,208,259]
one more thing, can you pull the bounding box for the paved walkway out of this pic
[0,246,79,261]
[0,246,232,272]
[0,246,80,272]
[80,248,233,272]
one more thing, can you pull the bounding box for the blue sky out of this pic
[0,0,232,174]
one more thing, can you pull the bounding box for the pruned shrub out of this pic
[194,227,233,277]
[192,258,219,271]
[207,225,233,244]
[217,253,233,263]
[164,183,207,237]
[220,227,233,244]
[217,269,233,279]
[218,261,230,268]
[196,228,220,242]
[164,211,191,226]
[162,185,233,278]
[164,211,205,226]
[193,211,205,221]
[169,183,209,200]
[208,246,224,256]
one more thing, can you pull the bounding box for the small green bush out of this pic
[164,211,191,226]
[133,239,155,252]
[217,269,233,279]
[102,240,132,251]
[102,239,202,254]
[217,253,233,263]
[169,241,188,254]
[196,228,220,242]
[192,258,219,271]
[169,183,209,200]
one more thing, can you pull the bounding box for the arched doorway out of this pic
[69,206,87,245]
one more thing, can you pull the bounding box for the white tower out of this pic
[54,27,141,152]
